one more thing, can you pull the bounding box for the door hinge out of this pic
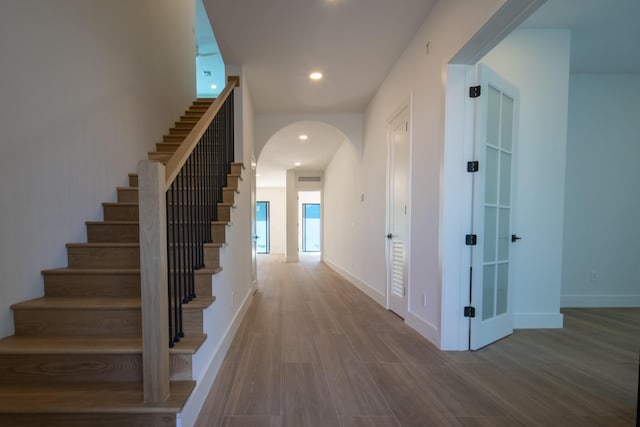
[467,161,479,172]
[403,287,406,297]
[464,306,476,318]
[465,234,477,246]
[469,86,481,98]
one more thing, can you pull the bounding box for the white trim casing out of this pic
[514,312,563,329]
[178,287,254,427]
[440,64,476,351]
[323,258,386,307]
[561,295,640,308]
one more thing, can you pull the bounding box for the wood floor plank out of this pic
[366,362,457,425]
[281,362,340,427]
[314,333,392,417]
[194,362,239,427]
[194,254,640,426]
[223,332,281,416]
[339,416,400,427]
[219,415,282,427]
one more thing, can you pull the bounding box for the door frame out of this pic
[441,64,483,350]
[439,0,547,351]
[385,100,413,318]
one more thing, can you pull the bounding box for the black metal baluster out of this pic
[185,155,193,303]
[163,91,236,347]
[166,191,174,348]
[171,181,182,343]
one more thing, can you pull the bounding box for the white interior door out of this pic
[387,108,410,318]
[250,156,258,289]
[470,64,519,350]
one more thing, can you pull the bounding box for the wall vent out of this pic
[298,176,321,182]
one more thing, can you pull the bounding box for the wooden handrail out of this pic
[164,76,239,190]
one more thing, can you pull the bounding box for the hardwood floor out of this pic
[195,254,639,427]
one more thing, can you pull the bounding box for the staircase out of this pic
[0,98,243,426]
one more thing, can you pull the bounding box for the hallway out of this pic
[196,255,638,426]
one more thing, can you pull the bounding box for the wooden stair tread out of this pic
[102,202,138,207]
[0,334,206,355]
[12,296,215,311]
[86,221,138,225]
[183,296,215,310]
[42,267,140,275]
[195,267,222,275]
[11,297,140,310]
[43,267,218,275]
[0,381,195,413]
[66,242,139,248]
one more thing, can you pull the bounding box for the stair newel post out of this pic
[138,160,170,403]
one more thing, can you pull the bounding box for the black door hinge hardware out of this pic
[464,306,476,318]
[467,161,479,172]
[465,234,477,246]
[469,86,481,98]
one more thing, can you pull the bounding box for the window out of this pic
[302,203,320,252]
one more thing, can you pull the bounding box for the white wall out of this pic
[0,0,196,338]
[561,74,640,307]
[481,29,570,328]
[256,187,286,254]
[322,0,511,346]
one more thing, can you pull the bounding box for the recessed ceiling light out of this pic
[299,134,308,140]
[210,84,217,89]
[309,72,323,80]
[294,162,301,166]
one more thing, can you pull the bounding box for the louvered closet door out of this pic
[387,107,410,319]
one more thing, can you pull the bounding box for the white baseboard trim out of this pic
[561,294,640,308]
[514,312,564,329]
[405,312,440,347]
[178,287,254,427]
[322,258,386,306]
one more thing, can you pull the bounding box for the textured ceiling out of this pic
[205,0,438,114]
[256,121,346,188]
[204,0,638,187]
[522,0,640,73]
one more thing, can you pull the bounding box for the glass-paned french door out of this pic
[256,201,270,254]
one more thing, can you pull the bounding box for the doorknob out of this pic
[386,233,393,239]
[511,234,522,243]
